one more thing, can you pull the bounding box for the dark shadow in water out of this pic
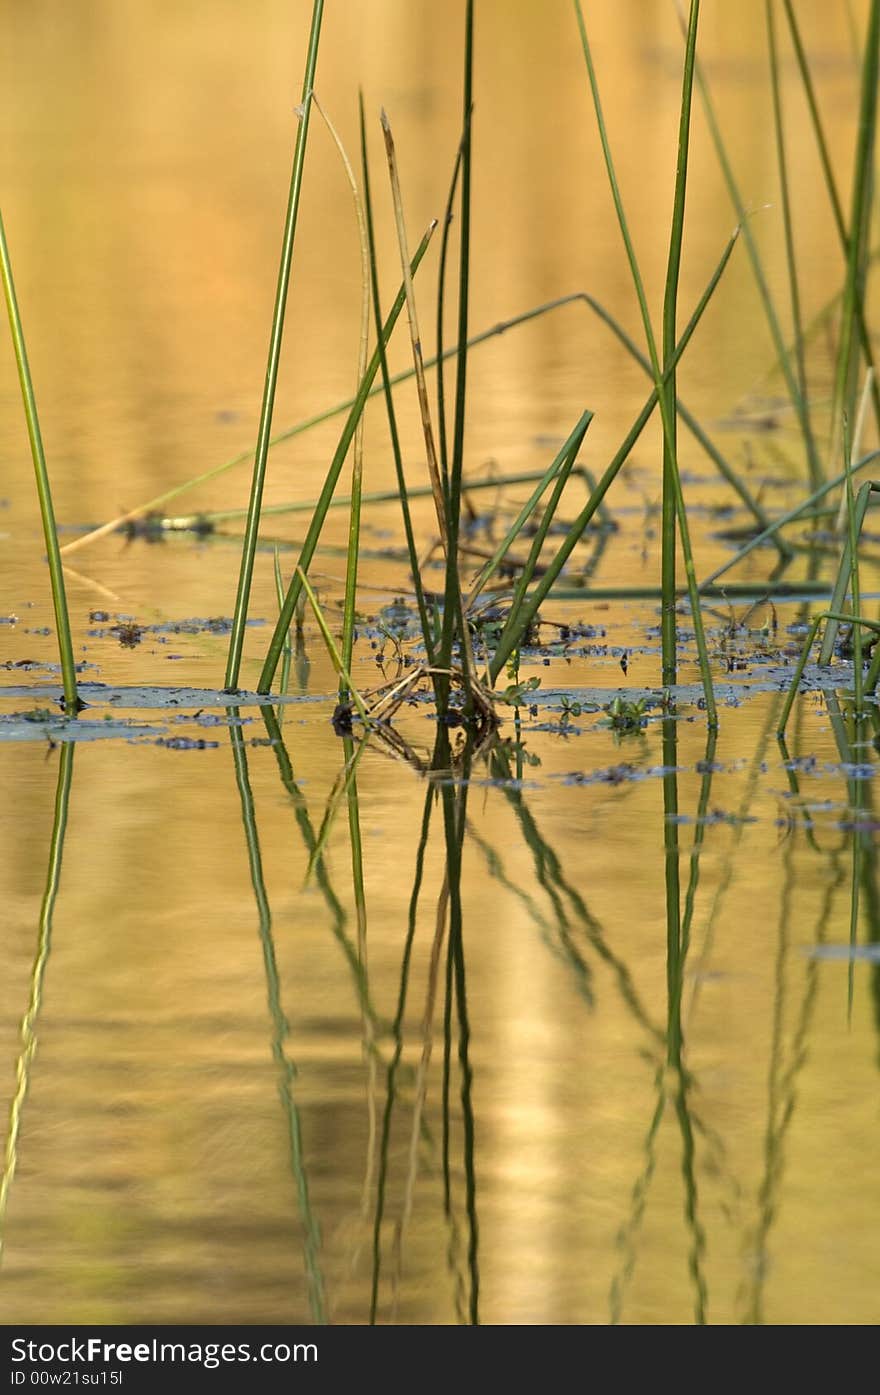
[229,718,327,1323]
[0,743,74,1262]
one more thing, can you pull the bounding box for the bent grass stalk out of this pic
[489,224,739,682]
[0,210,79,713]
[224,0,325,691]
[583,291,782,550]
[58,294,591,558]
[673,0,824,492]
[780,0,880,435]
[310,96,371,687]
[257,223,436,695]
[575,0,716,723]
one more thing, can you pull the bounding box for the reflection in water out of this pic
[0,743,74,1263]
[229,718,326,1323]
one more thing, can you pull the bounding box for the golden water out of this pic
[1,1,878,1324]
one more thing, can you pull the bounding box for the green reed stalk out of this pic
[224,0,325,690]
[489,225,739,682]
[830,0,879,465]
[583,292,783,549]
[844,423,864,714]
[780,0,880,435]
[295,568,370,725]
[311,97,370,687]
[498,412,592,631]
[439,0,475,684]
[662,1,715,719]
[673,0,823,492]
[466,418,594,606]
[436,141,465,495]
[360,96,434,661]
[273,545,293,716]
[819,480,873,663]
[257,224,436,694]
[575,0,715,722]
[766,0,813,458]
[0,210,79,713]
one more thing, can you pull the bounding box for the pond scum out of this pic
[1,1,880,1323]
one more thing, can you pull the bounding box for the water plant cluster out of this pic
[3,2,880,1325]
[2,0,877,740]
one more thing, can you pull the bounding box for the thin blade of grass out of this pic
[673,0,824,491]
[380,110,447,548]
[311,96,371,688]
[360,94,434,663]
[59,294,588,557]
[766,0,813,465]
[829,0,879,470]
[256,223,436,695]
[273,544,293,719]
[488,226,738,683]
[583,291,783,550]
[780,0,880,435]
[575,0,715,721]
[819,479,872,663]
[295,567,370,725]
[465,417,595,606]
[0,209,79,712]
[436,138,465,495]
[225,0,325,690]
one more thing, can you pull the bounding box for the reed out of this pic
[256,224,436,695]
[224,0,325,691]
[574,0,716,724]
[0,210,80,713]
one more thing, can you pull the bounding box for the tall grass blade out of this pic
[257,224,436,695]
[780,0,880,434]
[575,0,715,720]
[766,0,813,462]
[295,568,371,725]
[830,0,879,466]
[673,0,824,490]
[437,0,475,692]
[311,97,371,687]
[0,210,79,712]
[489,226,739,682]
[436,140,465,493]
[583,291,783,549]
[224,0,325,690]
[360,95,434,661]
